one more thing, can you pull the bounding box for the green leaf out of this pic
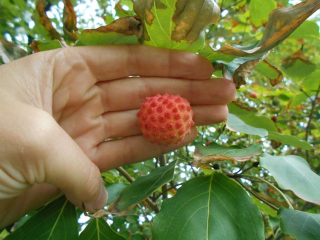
[140,0,205,53]
[303,70,320,90]
[4,196,78,240]
[106,182,128,204]
[278,207,320,240]
[268,131,313,150]
[76,31,139,46]
[289,20,320,39]
[260,154,320,205]
[152,172,264,240]
[228,103,278,132]
[227,113,268,137]
[110,161,176,212]
[79,218,126,240]
[290,92,311,108]
[197,142,263,160]
[249,0,277,28]
[37,40,63,51]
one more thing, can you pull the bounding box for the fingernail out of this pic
[92,182,108,210]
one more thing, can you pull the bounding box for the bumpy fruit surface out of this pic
[137,94,194,145]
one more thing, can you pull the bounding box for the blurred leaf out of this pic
[268,131,313,150]
[106,182,128,204]
[228,103,279,132]
[76,16,141,46]
[79,218,126,240]
[152,172,264,240]
[249,0,277,28]
[250,195,277,218]
[4,196,78,240]
[289,20,320,39]
[303,70,320,90]
[290,91,314,108]
[29,40,63,52]
[227,113,268,137]
[36,0,61,40]
[0,38,27,63]
[281,49,316,81]
[109,161,176,212]
[193,143,263,167]
[278,207,320,240]
[260,154,320,205]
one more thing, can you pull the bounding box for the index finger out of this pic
[74,45,214,81]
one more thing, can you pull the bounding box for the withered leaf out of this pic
[36,0,61,40]
[233,51,271,87]
[82,16,142,38]
[282,48,315,69]
[63,0,78,41]
[192,143,263,168]
[172,0,220,43]
[193,154,237,168]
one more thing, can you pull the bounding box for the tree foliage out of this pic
[0,0,320,239]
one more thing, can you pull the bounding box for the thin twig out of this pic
[241,174,294,209]
[214,122,226,142]
[116,167,134,183]
[304,84,320,164]
[236,179,278,211]
[137,204,152,226]
[154,183,184,200]
[158,154,168,199]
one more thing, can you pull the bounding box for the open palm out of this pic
[0,45,235,228]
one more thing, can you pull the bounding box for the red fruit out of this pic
[249,91,258,99]
[137,94,194,145]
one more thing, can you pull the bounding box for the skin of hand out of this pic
[0,45,236,228]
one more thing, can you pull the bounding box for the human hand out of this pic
[0,45,235,228]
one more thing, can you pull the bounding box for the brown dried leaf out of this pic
[233,52,271,87]
[82,16,142,38]
[192,154,235,168]
[36,0,61,40]
[29,40,41,53]
[261,60,283,86]
[63,0,78,41]
[282,49,314,69]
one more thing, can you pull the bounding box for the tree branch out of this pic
[304,84,320,164]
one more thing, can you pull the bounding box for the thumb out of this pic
[40,120,108,212]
